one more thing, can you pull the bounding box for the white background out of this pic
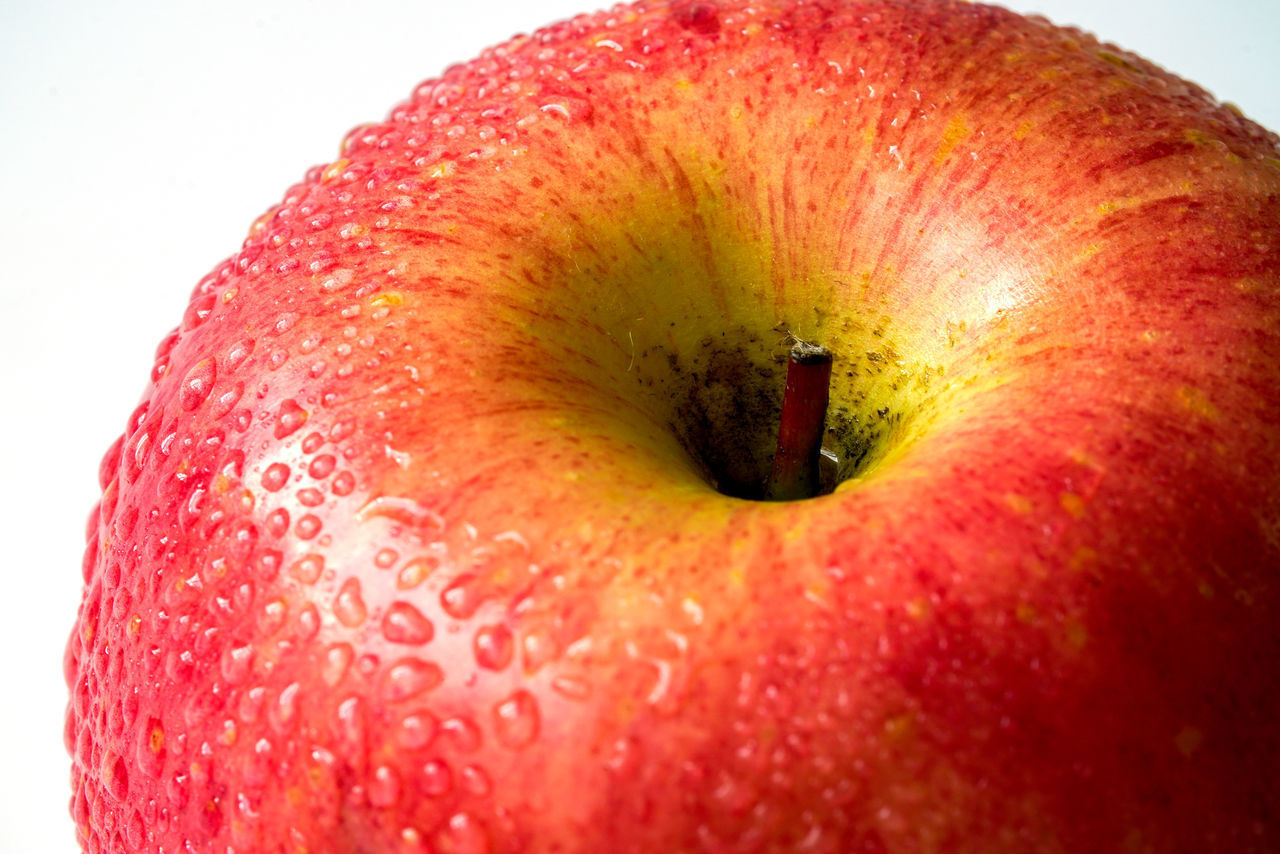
[2,1,1276,850]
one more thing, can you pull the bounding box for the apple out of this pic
[65,0,1280,851]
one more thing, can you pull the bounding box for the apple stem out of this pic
[765,341,833,501]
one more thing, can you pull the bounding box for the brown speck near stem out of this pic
[766,341,832,501]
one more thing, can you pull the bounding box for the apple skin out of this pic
[65,0,1280,852]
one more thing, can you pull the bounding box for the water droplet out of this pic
[165,770,190,809]
[274,400,309,439]
[297,487,326,507]
[209,381,245,419]
[289,554,325,585]
[335,695,367,770]
[257,550,283,581]
[440,573,486,619]
[228,521,259,561]
[333,577,368,627]
[256,599,286,637]
[383,657,443,702]
[367,764,402,808]
[397,555,439,589]
[123,809,145,849]
[375,548,399,569]
[308,454,337,479]
[329,417,356,442]
[492,690,540,750]
[295,514,323,539]
[382,602,434,645]
[239,736,274,792]
[179,359,218,410]
[225,338,255,372]
[164,647,194,684]
[332,471,356,496]
[271,682,301,734]
[440,716,483,753]
[122,404,150,456]
[221,644,255,685]
[235,241,264,272]
[238,686,267,725]
[322,642,354,686]
[460,764,492,797]
[183,293,217,330]
[306,213,334,232]
[434,811,490,854]
[178,481,209,535]
[400,827,427,852]
[473,624,513,671]
[103,752,130,800]
[419,759,453,797]
[124,414,160,481]
[521,624,561,674]
[296,602,321,640]
[261,463,291,492]
[266,508,291,538]
[264,224,292,246]
[397,710,438,750]
[272,312,300,336]
[298,432,324,455]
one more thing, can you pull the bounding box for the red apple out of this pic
[66,0,1280,851]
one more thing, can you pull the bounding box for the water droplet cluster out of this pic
[62,1,899,845]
